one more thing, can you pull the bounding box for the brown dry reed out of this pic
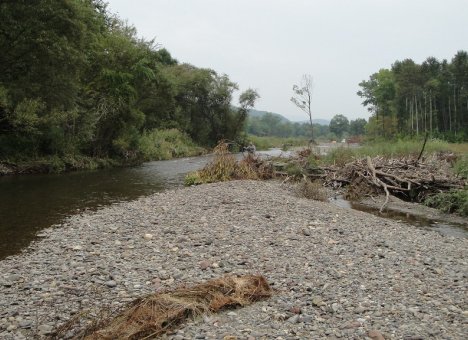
[298,179,328,201]
[79,275,272,340]
[186,142,274,185]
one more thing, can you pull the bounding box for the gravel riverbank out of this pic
[0,180,467,339]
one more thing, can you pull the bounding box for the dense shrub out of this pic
[139,129,204,161]
[424,189,468,217]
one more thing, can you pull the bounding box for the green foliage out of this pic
[247,135,308,150]
[306,154,320,169]
[184,172,204,186]
[453,155,468,179]
[284,162,303,178]
[139,129,204,161]
[424,189,468,216]
[349,118,367,136]
[0,1,256,170]
[2,154,118,175]
[358,52,468,141]
[329,114,349,139]
[323,147,355,166]
[246,112,329,139]
[357,139,451,157]
[317,140,465,168]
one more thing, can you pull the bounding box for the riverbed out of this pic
[0,180,466,339]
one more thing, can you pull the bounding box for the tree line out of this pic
[246,113,328,139]
[358,51,468,141]
[0,0,257,164]
[246,112,367,141]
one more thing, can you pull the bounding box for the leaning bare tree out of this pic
[291,74,315,143]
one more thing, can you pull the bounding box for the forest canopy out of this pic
[0,0,257,164]
[358,52,468,141]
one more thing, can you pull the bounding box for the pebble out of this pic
[18,320,31,329]
[287,315,300,324]
[368,329,385,340]
[143,233,153,240]
[0,180,466,339]
[104,280,117,288]
[37,324,54,335]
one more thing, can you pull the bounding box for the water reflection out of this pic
[329,196,468,238]
[0,155,216,259]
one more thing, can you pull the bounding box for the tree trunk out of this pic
[410,98,414,135]
[429,91,433,136]
[415,95,419,135]
[448,96,452,132]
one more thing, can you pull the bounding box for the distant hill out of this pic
[248,109,289,122]
[311,118,330,126]
[249,109,330,126]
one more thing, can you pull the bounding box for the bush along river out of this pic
[0,150,466,260]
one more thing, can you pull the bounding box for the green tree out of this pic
[359,52,468,141]
[349,118,367,136]
[329,114,349,139]
[0,0,107,157]
[358,69,396,137]
[0,0,261,166]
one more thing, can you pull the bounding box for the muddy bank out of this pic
[0,180,466,339]
[0,158,121,176]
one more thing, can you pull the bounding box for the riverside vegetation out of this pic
[186,140,468,217]
[0,1,258,174]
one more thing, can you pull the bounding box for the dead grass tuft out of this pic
[298,179,328,201]
[185,141,274,185]
[78,275,272,340]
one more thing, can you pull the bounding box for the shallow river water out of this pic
[0,155,218,259]
[0,149,466,259]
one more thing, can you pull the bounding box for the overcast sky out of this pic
[106,0,468,122]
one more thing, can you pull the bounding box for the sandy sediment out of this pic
[0,180,466,339]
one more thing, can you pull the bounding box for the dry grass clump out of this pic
[237,153,274,180]
[297,179,328,201]
[185,142,274,185]
[79,275,272,340]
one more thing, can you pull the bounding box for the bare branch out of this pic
[291,74,314,139]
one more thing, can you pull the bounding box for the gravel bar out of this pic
[0,180,467,339]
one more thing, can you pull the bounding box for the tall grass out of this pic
[357,139,453,157]
[185,143,274,186]
[139,129,205,161]
[453,155,468,179]
[322,139,467,166]
[248,135,308,151]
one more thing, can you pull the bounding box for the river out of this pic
[0,149,466,260]
[0,155,219,259]
[0,150,287,259]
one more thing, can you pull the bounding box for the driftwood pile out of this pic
[319,153,465,212]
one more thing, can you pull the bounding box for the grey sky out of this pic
[106,0,468,122]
